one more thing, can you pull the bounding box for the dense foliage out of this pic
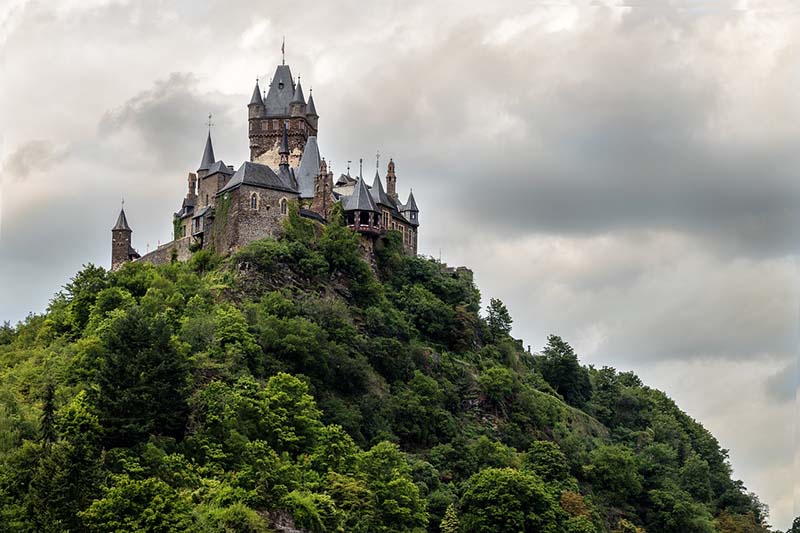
[0,204,787,532]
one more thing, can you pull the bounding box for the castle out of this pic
[111,54,420,271]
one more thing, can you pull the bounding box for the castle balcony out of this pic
[346,210,383,236]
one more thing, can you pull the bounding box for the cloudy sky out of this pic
[1,0,798,527]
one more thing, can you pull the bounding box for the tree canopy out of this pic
[0,213,777,532]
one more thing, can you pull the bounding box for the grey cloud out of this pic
[2,140,65,180]
[97,73,243,173]
[764,362,799,404]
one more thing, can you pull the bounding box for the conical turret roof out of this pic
[370,170,392,207]
[291,80,305,104]
[112,207,132,231]
[199,131,215,171]
[403,189,419,212]
[343,175,378,213]
[307,92,317,116]
[249,80,263,105]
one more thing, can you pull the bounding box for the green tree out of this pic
[535,335,591,407]
[523,440,570,482]
[459,467,559,533]
[79,476,193,532]
[441,503,460,533]
[94,306,190,447]
[357,441,428,532]
[486,298,512,338]
[584,445,642,503]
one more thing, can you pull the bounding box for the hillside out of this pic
[0,205,780,532]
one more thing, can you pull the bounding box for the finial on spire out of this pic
[206,113,214,131]
[281,36,285,65]
[376,150,380,171]
[359,158,363,178]
[347,160,351,175]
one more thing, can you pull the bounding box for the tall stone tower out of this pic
[386,158,398,199]
[111,206,139,271]
[248,58,318,169]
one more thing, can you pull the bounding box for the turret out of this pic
[248,79,265,119]
[307,90,318,130]
[311,157,333,219]
[111,206,139,271]
[401,189,419,226]
[386,158,397,199]
[187,172,198,201]
[290,78,306,117]
[198,131,215,178]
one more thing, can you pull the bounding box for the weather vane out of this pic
[206,113,214,130]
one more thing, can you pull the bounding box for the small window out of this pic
[250,193,258,210]
[280,198,288,215]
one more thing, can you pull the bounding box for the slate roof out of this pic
[112,208,132,231]
[206,160,234,176]
[264,64,295,117]
[336,173,355,186]
[291,80,305,105]
[219,161,298,194]
[370,171,393,207]
[192,205,212,219]
[249,80,263,105]
[300,208,326,223]
[342,175,378,212]
[307,93,317,116]
[295,136,321,199]
[199,132,215,171]
[403,189,419,212]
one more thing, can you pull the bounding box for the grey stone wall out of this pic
[209,186,298,254]
[136,236,192,266]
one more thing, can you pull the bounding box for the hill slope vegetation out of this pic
[0,205,781,532]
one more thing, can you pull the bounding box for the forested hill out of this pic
[0,205,784,532]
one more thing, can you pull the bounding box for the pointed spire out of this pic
[249,79,263,105]
[370,169,391,206]
[404,189,419,212]
[307,90,317,116]
[199,128,215,171]
[112,206,132,231]
[291,77,306,104]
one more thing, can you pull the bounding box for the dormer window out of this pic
[278,81,284,90]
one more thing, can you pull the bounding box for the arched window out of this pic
[280,198,288,215]
[250,193,258,210]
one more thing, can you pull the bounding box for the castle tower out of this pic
[111,206,139,271]
[386,158,397,199]
[311,158,333,219]
[248,51,318,168]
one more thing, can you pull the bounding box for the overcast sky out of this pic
[0,0,798,528]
